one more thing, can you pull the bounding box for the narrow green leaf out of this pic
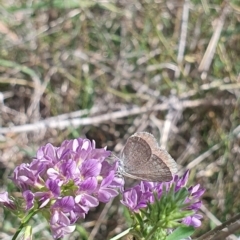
[109,228,133,240]
[0,59,39,80]
[166,226,195,240]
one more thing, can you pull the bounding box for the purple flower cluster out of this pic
[121,170,204,228]
[1,138,123,239]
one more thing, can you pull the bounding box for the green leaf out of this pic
[166,226,195,240]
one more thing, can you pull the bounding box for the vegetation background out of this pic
[0,0,239,239]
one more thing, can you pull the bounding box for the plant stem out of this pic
[12,209,39,240]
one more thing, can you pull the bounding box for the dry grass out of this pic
[0,0,240,239]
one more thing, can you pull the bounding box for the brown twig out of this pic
[0,98,232,134]
[197,213,240,240]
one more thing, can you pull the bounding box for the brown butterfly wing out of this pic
[124,153,174,182]
[121,135,152,172]
[120,132,177,182]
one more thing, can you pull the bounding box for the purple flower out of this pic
[23,190,35,210]
[11,160,46,191]
[51,223,76,239]
[80,159,102,178]
[174,170,189,191]
[121,170,204,228]
[97,171,119,203]
[51,196,75,225]
[121,185,150,212]
[0,192,16,210]
[121,182,156,212]
[75,177,99,211]
[1,137,124,239]
[180,183,205,228]
[188,184,205,200]
[35,179,61,208]
[182,214,203,227]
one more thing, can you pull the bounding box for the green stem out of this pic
[12,209,39,240]
[134,213,146,238]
